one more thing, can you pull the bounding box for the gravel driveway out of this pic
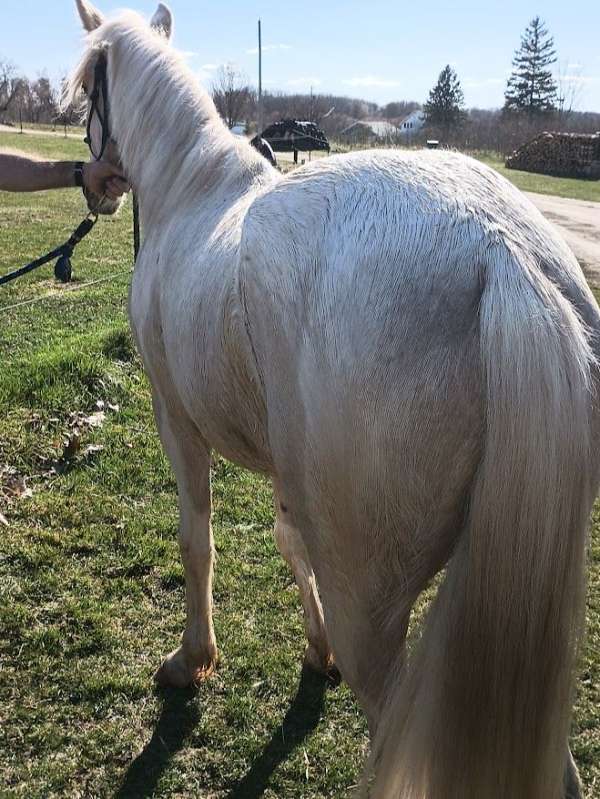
[526,192,600,287]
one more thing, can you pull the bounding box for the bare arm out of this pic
[0,153,79,192]
[0,152,128,198]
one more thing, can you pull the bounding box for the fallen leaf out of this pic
[83,411,106,428]
[3,472,30,499]
[83,444,104,457]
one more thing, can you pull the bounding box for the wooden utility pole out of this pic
[257,19,263,136]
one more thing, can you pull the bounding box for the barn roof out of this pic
[260,119,330,152]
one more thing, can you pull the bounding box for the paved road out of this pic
[525,192,600,287]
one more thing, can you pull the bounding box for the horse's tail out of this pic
[369,244,598,799]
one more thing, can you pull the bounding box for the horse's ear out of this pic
[75,0,104,32]
[150,3,173,40]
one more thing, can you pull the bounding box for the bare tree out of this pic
[0,59,22,117]
[556,61,584,121]
[212,65,253,130]
[30,75,58,124]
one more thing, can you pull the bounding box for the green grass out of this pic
[9,122,85,133]
[0,131,598,799]
[475,152,600,202]
[0,130,88,160]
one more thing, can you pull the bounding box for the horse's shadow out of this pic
[226,665,333,799]
[114,666,332,799]
[114,685,201,799]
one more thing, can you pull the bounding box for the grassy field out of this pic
[0,131,598,798]
[475,152,600,202]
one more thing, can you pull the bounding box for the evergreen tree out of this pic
[424,65,465,133]
[504,17,557,115]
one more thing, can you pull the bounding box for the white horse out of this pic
[68,3,600,797]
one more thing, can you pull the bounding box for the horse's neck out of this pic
[110,41,267,228]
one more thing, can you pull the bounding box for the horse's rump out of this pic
[240,149,600,797]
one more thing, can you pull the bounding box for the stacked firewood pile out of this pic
[505,132,600,179]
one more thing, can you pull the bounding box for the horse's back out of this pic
[243,147,594,324]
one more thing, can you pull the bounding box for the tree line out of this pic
[423,17,584,137]
[0,64,75,128]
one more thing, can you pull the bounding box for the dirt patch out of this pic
[525,191,600,287]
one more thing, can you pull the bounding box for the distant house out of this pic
[339,119,399,145]
[398,110,425,137]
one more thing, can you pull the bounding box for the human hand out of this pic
[82,161,130,200]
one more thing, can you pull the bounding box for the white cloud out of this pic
[560,74,600,85]
[246,43,292,55]
[342,76,402,88]
[180,50,198,60]
[463,77,504,88]
[196,63,221,84]
[287,76,322,87]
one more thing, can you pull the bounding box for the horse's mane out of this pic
[65,10,215,116]
[64,10,252,203]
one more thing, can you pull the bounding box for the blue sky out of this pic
[3,0,600,111]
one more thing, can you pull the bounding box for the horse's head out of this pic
[68,0,173,214]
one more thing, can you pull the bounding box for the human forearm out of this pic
[0,153,129,198]
[0,154,79,192]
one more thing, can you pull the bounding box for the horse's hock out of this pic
[506,131,600,179]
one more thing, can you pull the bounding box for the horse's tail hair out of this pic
[368,243,598,798]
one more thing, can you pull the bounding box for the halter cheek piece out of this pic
[84,53,111,161]
[83,54,140,261]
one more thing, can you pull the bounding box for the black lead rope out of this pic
[0,213,99,287]
[132,194,140,260]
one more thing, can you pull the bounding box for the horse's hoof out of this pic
[303,644,341,684]
[154,646,217,688]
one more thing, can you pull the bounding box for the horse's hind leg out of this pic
[152,394,218,687]
[306,557,413,733]
[274,494,334,675]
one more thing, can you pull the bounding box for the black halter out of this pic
[82,53,140,260]
[84,53,111,161]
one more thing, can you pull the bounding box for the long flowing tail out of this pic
[369,244,599,799]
